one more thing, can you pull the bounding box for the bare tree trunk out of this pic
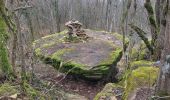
[144,0,159,60]
[156,0,170,95]
[121,0,132,53]
[14,13,27,92]
[160,18,170,94]
[54,0,61,32]
[11,27,17,76]
[9,2,18,76]
[155,0,161,27]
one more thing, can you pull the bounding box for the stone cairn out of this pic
[65,20,86,40]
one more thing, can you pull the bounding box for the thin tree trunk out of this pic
[0,0,14,79]
[15,14,27,92]
[156,0,170,95]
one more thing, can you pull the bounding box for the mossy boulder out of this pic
[33,29,127,80]
[125,66,159,100]
[95,61,159,100]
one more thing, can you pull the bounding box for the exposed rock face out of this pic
[130,87,154,100]
[33,29,127,80]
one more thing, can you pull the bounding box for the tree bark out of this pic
[144,0,160,60]
[155,0,161,27]
[0,0,14,79]
[156,0,170,95]
[14,13,27,92]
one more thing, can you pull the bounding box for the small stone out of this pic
[99,96,106,100]
[10,94,18,99]
[110,96,117,100]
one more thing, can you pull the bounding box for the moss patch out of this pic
[42,30,67,39]
[100,46,122,65]
[33,30,67,49]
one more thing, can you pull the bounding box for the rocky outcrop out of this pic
[33,29,128,80]
[95,60,159,100]
[124,61,159,100]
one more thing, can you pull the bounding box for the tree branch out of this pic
[14,6,32,11]
[129,23,154,54]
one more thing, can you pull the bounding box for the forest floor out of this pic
[34,60,104,100]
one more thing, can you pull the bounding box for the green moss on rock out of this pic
[34,29,125,80]
[100,46,122,65]
[33,30,67,49]
[124,67,159,99]
[42,30,67,39]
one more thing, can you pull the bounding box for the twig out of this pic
[14,6,32,11]
[151,96,170,99]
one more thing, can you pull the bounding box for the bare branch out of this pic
[14,6,32,11]
[129,23,154,54]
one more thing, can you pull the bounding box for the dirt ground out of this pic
[34,61,105,100]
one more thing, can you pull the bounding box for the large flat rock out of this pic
[33,29,127,80]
